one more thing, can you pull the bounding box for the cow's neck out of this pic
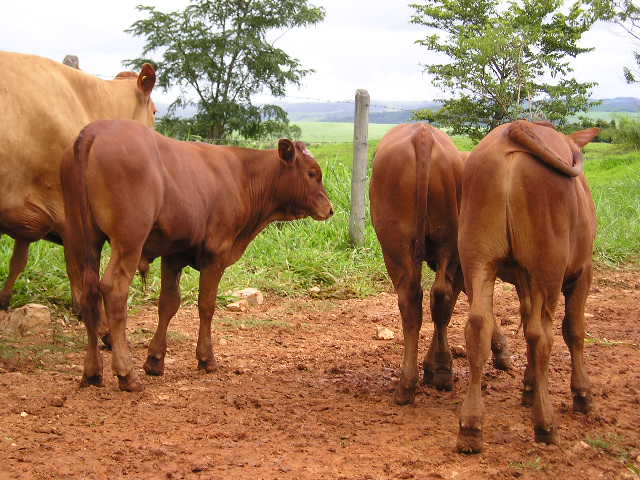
[238,150,285,238]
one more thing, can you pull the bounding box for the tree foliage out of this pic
[590,0,640,83]
[410,0,600,140]
[125,0,324,141]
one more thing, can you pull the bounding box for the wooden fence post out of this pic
[349,89,370,247]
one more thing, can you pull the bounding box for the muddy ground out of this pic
[0,269,639,480]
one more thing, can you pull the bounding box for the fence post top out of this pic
[355,89,370,99]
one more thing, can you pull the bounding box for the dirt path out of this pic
[0,270,639,479]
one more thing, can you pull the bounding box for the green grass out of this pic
[583,142,640,265]
[0,127,637,312]
[296,121,398,143]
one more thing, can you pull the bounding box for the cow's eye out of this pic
[308,170,317,179]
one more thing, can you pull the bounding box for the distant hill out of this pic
[592,97,640,112]
[156,97,640,124]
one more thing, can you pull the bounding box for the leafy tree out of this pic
[590,0,640,83]
[410,0,600,140]
[125,0,324,141]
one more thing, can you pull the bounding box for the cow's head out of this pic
[274,139,333,221]
[114,63,157,127]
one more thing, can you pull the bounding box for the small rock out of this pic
[219,338,228,346]
[49,396,66,408]
[231,288,264,305]
[20,411,28,417]
[1,304,51,336]
[226,300,247,312]
[584,313,594,318]
[451,345,466,358]
[375,326,395,340]
[309,286,321,294]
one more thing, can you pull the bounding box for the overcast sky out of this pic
[1,0,638,104]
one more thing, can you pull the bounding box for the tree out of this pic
[590,0,640,83]
[125,0,324,141]
[410,0,600,140]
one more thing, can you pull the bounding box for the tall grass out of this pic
[583,142,640,265]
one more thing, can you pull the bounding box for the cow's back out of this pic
[0,51,148,232]
[371,123,463,250]
[460,123,595,278]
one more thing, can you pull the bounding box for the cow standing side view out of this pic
[370,123,511,405]
[456,120,600,453]
[61,119,333,392]
[0,50,157,310]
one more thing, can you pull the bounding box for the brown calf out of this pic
[456,120,600,453]
[0,50,156,310]
[370,123,510,405]
[61,120,333,392]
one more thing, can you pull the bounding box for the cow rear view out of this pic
[457,120,600,453]
[370,123,510,406]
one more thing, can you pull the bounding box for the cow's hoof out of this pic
[197,359,217,373]
[0,293,10,310]
[79,374,104,388]
[100,334,113,351]
[117,374,144,392]
[143,356,165,376]
[534,427,556,445]
[521,388,534,407]
[423,366,453,391]
[492,352,512,371]
[457,427,483,454]
[573,391,593,414]
[393,385,416,406]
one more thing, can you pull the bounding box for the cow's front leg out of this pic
[195,257,225,373]
[0,238,30,309]
[144,257,183,376]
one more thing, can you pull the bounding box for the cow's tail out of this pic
[61,127,101,324]
[508,120,583,177]
[412,123,434,268]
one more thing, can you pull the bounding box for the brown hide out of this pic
[61,119,333,391]
[456,120,600,453]
[370,123,510,405]
[0,50,156,308]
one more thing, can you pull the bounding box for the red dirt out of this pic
[0,270,639,479]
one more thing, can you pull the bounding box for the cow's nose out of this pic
[329,208,334,217]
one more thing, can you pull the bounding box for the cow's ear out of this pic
[137,63,156,97]
[569,128,600,148]
[278,139,296,164]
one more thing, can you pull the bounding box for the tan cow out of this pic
[370,123,510,405]
[0,50,156,309]
[61,120,333,392]
[456,120,600,453]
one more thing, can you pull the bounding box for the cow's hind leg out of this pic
[562,265,593,414]
[100,244,144,392]
[76,239,106,388]
[195,256,225,373]
[0,238,30,309]
[423,258,462,391]
[520,276,559,444]
[457,265,496,454]
[144,257,183,376]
